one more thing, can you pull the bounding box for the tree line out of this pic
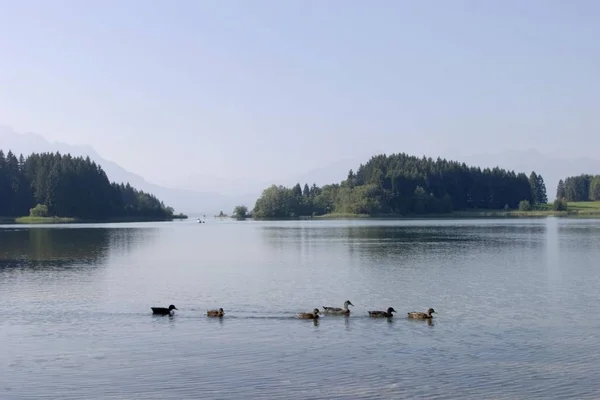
[556,174,600,202]
[0,150,176,219]
[252,153,549,218]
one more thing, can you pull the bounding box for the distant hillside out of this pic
[0,126,240,214]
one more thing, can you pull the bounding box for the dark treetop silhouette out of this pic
[0,150,179,220]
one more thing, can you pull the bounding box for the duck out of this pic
[297,308,320,319]
[207,308,224,317]
[407,308,436,319]
[151,304,178,315]
[323,300,354,315]
[368,307,396,318]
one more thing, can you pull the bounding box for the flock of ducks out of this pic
[151,301,436,320]
[298,301,436,320]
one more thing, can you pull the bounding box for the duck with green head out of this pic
[151,304,178,315]
[407,308,436,319]
[368,307,396,318]
[323,300,354,315]
[297,308,320,319]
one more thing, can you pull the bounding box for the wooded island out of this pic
[0,150,185,223]
[250,153,599,219]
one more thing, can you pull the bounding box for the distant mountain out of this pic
[176,158,362,197]
[456,149,600,200]
[285,157,363,188]
[0,126,360,215]
[0,125,241,215]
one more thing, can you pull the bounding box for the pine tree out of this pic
[303,183,310,198]
[590,176,600,201]
[536,174,548,204]
[293,183,302,198]
[529,172,539,204]
[347,169,355,188]
[556,179,566,199]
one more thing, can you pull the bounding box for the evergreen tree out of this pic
[347,169,355,188]
[303,183,310,198]
[563,174,592,201]
[529,172,539,204]
[589,176,600,201]
[556,179,566,199]
[536,174,547,204]
[293,183,302,198]
[18,154,25,171]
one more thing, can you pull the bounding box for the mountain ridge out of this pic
[0,126,245,214]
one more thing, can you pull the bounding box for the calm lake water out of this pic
[1,217,600,399]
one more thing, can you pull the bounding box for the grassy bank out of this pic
[563,201,600,214]
[313,211,563,219]
[313,201,600,220]
[87,216,188,223]
[13,216,78,224]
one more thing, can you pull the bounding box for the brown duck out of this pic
[323,300,354,315]
[407,308,436,319]
[207,308,224,317]
[297,308,320,319]
[368,307,396,318]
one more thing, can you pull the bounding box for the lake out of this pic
[1,217,600,399]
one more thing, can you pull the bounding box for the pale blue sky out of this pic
[0,0,598,186]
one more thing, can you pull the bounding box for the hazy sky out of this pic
[1,0,598,186]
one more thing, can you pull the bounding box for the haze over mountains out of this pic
[0,126,358,214]
[0,125,237,214]
[2,126,599,213]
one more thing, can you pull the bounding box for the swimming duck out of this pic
[151,304,178,315]
[207,308,224,317]
[407,308,436,319]
[323,300,354,315]
[368,307,396,318]
[297,308,320,319]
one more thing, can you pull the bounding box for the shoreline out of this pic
[251,212,600,221]
[1,215,188,225]
[313,211,563,220]
[251,203,600,221]
[315,209,600,220]
[3,203,599,224]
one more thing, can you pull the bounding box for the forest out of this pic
[0,150,177,220]
[556,174,600,202]
[252,153,549,218]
